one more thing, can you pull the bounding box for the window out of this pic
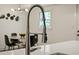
[39,11,51,29]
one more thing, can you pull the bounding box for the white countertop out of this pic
[0,40,79,55]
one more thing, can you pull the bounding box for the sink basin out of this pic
[50,52,67,55]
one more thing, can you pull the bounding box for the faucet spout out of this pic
[26,5,47,55]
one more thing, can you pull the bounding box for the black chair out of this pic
[4,35,16,50]
[11,33,17,36]
[30,34,38,47]
[11,33,23,47]
[34,34,38,44]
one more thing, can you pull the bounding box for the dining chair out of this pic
[4,35,16,50]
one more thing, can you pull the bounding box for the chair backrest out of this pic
[4,35,10,46]
[11,33,17,36]
[30,34,38,47]
[34,34,38,43]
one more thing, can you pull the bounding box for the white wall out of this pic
[0,4,77,50]
[0,5,27,50]
[76,5,79,40]
[30,4,76,44]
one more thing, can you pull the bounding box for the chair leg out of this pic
[4,46,6,51]
[10,47,13,50]
[8,47,10,50]
[13,46,14,50]
[17,43,20,48]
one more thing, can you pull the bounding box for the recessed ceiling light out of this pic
[17,8,21,11]
[25,8,29,12]
[11,8,28,12]
[11,8,15,11]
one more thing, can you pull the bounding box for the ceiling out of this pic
[0,4,53,9]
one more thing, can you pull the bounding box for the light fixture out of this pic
[17,8,21,11]
[11,8,15,11]
[25,9,29,12]
[11,4,29,12]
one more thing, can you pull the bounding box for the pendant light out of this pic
[11,4,28,12]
